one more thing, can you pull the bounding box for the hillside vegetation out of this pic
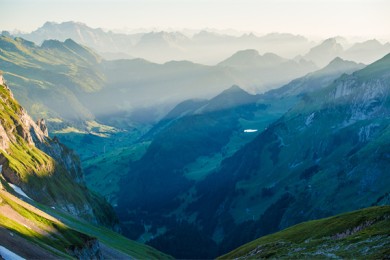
[219,206,390,259]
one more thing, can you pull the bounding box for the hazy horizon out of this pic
[2,0,390,41]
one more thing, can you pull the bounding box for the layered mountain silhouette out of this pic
[0,35,317,130]
[1,26,390,259]
[114,56,371,258]
[304,37,390,67]
[180,53,390,256]
[15,21,315,64]
[218,49,317,90]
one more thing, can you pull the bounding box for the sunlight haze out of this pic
[2,0,390,39]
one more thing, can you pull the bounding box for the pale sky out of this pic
[1,0,390,39]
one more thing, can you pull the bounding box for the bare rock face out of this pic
[0,74,118,228]
[19,108,48,145]
[36,118,49,137]
[0,124,10,151]
[0,73,4,86]
[67,239,103,260]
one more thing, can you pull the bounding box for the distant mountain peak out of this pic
[232,49,260,58]
[42,21,87,28]
[222,84,247,94]
[263,52,281,59]
[326,56,352,68]
[201,85,255,112]
[218,49,286,68]
[321,37,341,45]
[318,57,364,75]
[212,84,253,101]
[304,37,344,67]
[41,39,64,49]
[329,56,344,63]
[348,39,383,51]
[42,21,56,27]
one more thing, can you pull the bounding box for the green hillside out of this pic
[0,35,103,125]
[219,206,390,259]
[0,181,171,259]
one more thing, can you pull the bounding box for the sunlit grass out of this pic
[219,206,390,259]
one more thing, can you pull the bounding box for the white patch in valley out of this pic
[244,129,258,133]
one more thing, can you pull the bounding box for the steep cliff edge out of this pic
[0,72,116,227]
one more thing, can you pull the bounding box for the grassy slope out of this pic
[219,206,390,259]
[0,183,89,258]
[0,36,103,123]
[39,203,172,259]
[0,182,172,259]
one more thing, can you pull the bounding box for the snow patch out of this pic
[8,183,32,200]
[244,129,258,133]
[0,246,25,260]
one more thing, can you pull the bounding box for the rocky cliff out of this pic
[0,73,117,227]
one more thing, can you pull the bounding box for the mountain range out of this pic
[303,37,390,67]
[1,25,390,259]
[0,34,317,131]
[53,56,363,217]
[14,21,315,64]
[181,53,390,256]
[112,56,370,258]
[12,21,390,68]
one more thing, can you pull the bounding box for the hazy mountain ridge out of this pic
[0,34,318,132]
[1,33,375,257]
[218,49,317,90]
[304,37,390,67]
[15,21,315,64]
[12,21,390,67]
[110,57,367,258]
[185,53,390,255]
[264,57,366,99]
[1,23,389,259]
[0,35,103,126]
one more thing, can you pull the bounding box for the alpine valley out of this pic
[0,20,390,259]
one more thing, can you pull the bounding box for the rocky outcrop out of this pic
[0,74,118,228]
[0,73,4,86]
[37,137,84,184]
[67,239,103,260]
[36,118,49,137]
[0,124,10,151]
